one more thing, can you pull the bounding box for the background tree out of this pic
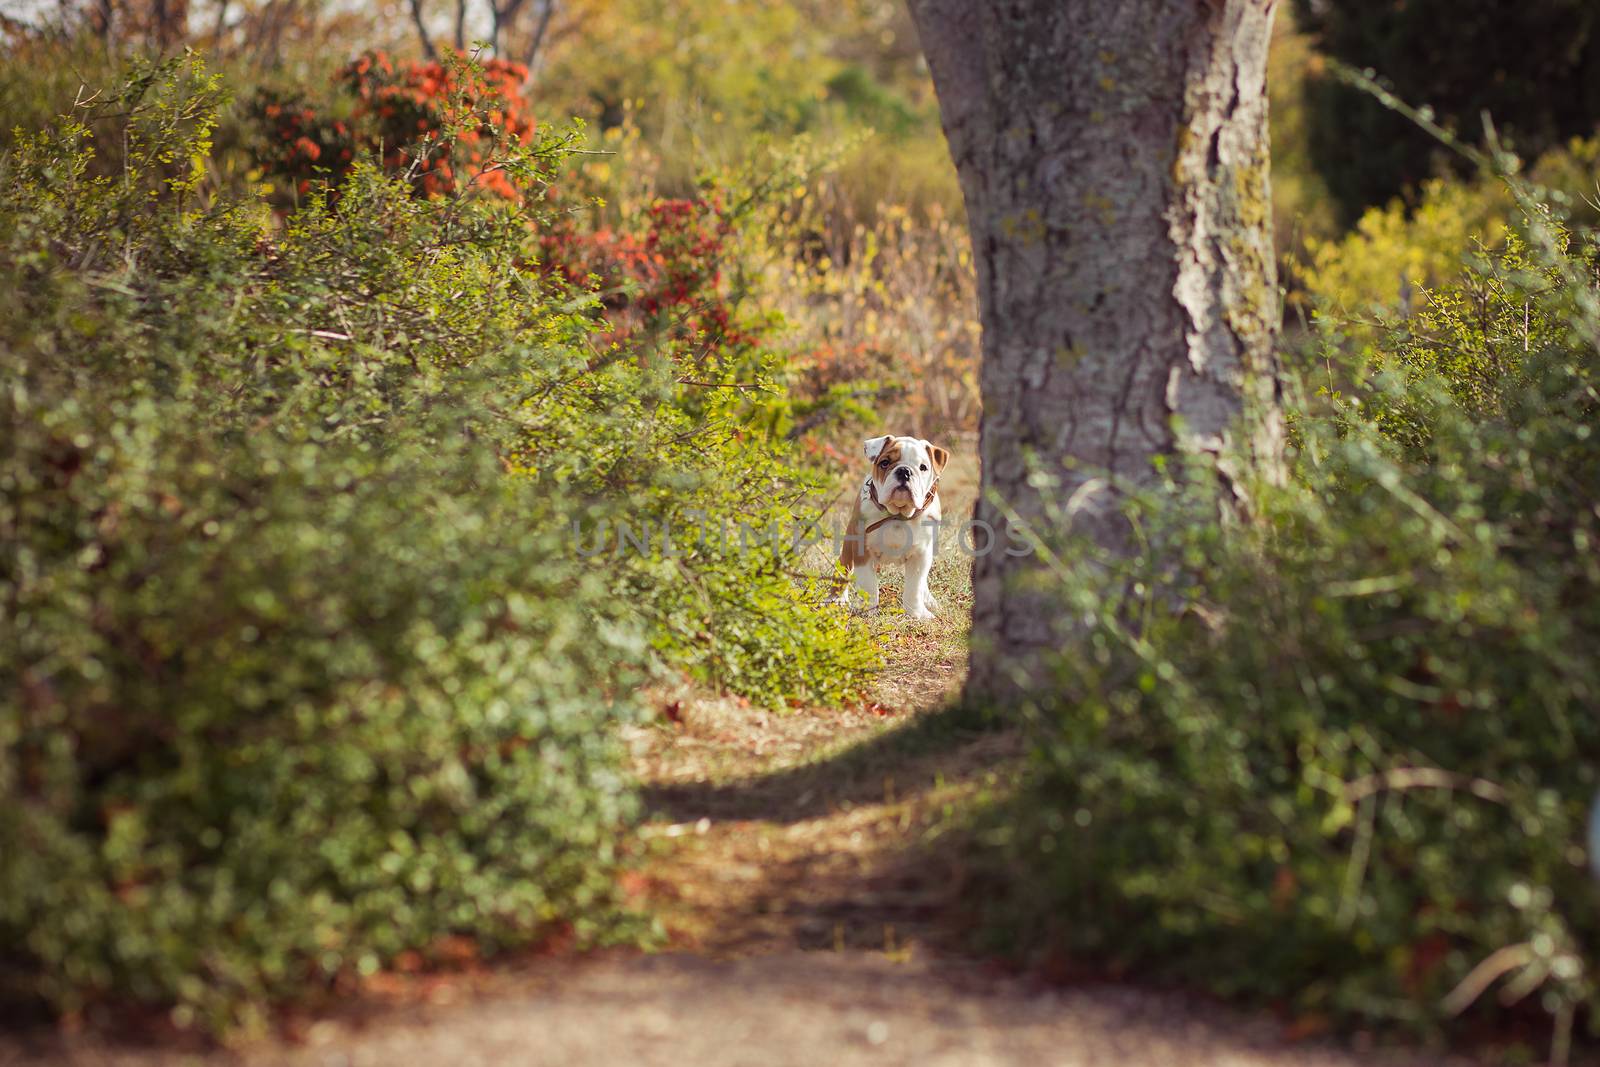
[408,0,559,68]
[906,0,1286,696]
[5,0,389,67]
[1295,0,1600,225]
[10,0,192,51]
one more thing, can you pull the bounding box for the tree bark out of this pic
[907,0,1285,698]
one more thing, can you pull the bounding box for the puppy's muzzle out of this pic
[894,466,912,484]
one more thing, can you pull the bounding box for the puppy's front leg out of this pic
[901,546,936,620]
[853,562,880,611]
[832,572,851,607]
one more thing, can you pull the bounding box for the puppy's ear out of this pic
[926,441,950,472]
[863,435,893,461]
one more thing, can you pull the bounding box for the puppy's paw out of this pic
[905,606,937,621]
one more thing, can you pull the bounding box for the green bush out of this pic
[2,410,648,1032]
[978,180,1600,1045]
[0,53,872,1032]
[0,56,649,1032]
[1298,175,1509,325]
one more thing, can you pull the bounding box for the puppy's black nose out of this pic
[894,466,912,483]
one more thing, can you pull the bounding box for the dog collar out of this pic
[864,477,939,536]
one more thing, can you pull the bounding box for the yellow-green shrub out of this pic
[1299,177,1510,322]
[1297,137,1600,325]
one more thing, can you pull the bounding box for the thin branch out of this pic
[209,0,230,51]
[489,0,529,55]
[1441,942,1534,1017]
[409,0,437,59]
[675,379,767,390]
[1343,767,1507,804]
[521,0,556,73]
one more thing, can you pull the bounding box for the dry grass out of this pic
[765,203,983,443]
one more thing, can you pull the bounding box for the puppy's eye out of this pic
[920,464,928,471]
[879,459,891,468]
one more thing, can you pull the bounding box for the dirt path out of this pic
[0,450,1478,1066]
[162,954,1477,1067]
[5,694,1473,1067]
[5,952,1470,1067]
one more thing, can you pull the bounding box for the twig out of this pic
[1342,767,1507,804]
[409,0,438,59]
[522,0,557,74]
[1336,793,1376,928]
[675,379,767,390]
[1441,943,1534,1017]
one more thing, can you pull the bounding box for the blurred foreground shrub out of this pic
[978,172,1600,1048]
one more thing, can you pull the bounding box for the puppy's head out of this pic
[863,434,949,516]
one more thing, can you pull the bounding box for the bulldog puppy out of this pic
[836,434,949,620]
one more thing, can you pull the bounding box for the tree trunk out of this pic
[410,0,438,59]
[521,0,557,75]
[135,0,190,50]
[907,0,1285,698]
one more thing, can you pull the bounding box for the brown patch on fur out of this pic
[873,439,903,476]
[838,504,869,570]
[928,444,950,472]
[832,502,869,599]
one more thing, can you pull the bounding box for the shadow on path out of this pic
[633,702,1025,956]
[640,702,1018,827]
